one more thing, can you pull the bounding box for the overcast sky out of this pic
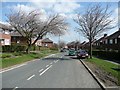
[1,0,119,44]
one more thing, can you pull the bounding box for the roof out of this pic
[0,23,13,30]
[10,32,22,37]
[42,38,53,43]
[95,35,107,43]
[106,30,120,39]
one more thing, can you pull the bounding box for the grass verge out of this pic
[1,49,58,69]
[86,57,120,85]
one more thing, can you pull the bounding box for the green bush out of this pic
[2,45,26,52]
[1,54,11,58]
[13,52,23,56]
[50,47,58,50]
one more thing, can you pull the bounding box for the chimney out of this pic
[104,34,107,37]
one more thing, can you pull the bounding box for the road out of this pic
[2,53,101,89]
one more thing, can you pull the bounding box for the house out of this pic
[92,29,120,51]
[93,34,107,50]
[104,29,120,51]
[41,38,53,48]
[10,32,27,45]
[0,23,11,46]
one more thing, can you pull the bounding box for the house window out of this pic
[105,39,107,44]
[115,39,117,44]
[0,39,4,44]
[109,39,113,44]
[17,40,20,43]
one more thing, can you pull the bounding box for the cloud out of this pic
[11,4,35,12]
[30,0,80,14]
[53,1,80,13]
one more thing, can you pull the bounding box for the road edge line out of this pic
[0,53,58,73]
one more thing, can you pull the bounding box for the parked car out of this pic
[76,50,88,59]
[68,49,76,56]
[60,48,67,52]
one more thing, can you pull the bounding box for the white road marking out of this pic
[40,65,52,76]
[54,60,59,63]
[0,64,27,73]
[39,69,44,72]
[12,87,18,90]
[45,54,55,58]
[46,65,49,67]
[50,62,53,64]
[27,75,35,80]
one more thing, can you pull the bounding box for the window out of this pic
[0,39,4,44]
[109,39,113,44]
[115,39,117,44]
[105,39,107,44]
[17,40,20,43]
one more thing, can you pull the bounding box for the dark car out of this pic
[76,50,88,59]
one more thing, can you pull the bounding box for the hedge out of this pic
[92,51,120,61]
[2,45,27,52]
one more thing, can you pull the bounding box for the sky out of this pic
[0,0,119,44]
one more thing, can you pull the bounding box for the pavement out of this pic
[2,52,101,89]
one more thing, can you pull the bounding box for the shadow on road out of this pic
[42,57,71,61]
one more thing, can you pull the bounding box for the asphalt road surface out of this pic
[2,52,101,89]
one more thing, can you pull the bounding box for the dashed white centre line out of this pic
[12,87,18,90]
[40,65,52,76]
[39,69,44,72]
[50,62,53,64]
[54,60,59,63]
[27,75,35,80]
[46,65,49,67]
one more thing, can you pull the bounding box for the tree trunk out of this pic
[89,39,92,59]
[26,45,31,54]
[26,40,31,54]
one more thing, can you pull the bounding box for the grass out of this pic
[1,49,58,69]
[86,57,120,85]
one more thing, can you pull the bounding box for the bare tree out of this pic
[7,9,68,53]
[59,41,66,48]
[74,4,115,58]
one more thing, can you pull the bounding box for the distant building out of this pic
[0,23,11,46]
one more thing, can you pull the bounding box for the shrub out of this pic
[2,45,26,52]
[1,54,11,58]
[13,52,23,56]
[50,47,58,50]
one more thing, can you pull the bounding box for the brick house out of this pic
[93,29,120,51]
[41,38,53,48]
[0,23,11,46]
[104,30,120,51]
[93,34,107,50]
[10,32,27,45]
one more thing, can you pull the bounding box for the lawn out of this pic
[1,49,58,69]
[86,57,120,85]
